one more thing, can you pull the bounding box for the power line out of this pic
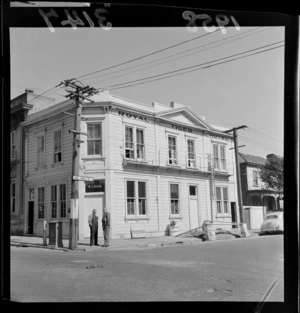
[75,27,225,80]
[239,135,282,153]
[103,42,284,91]
[247,127,283,144]
[84,27,267,84]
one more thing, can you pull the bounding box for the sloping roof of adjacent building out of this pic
[238,153,266,165]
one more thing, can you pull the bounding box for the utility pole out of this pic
[57,79,99,250]
[224,125,250,238]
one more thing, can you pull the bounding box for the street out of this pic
[10,235,283,302]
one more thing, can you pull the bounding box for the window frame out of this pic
[125,126,135,159]
[51,185,58,219]
[168,135,177,165]
[37,187,45,219]
[36,133,45,167]
[124,125,147,162]
[87,122,103,156]
[253,170,259,187]
[60,184,67,219]
[11,131,16,159]
[213,143,227,171]
[53,129,62,163]
[187,139,196,168]
[125,179,148,219]
[215,186,230,215]
[170,183,180,216]
[136,128,145,161]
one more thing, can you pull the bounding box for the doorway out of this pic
[231,202,238,228]
[83,195,104,239]
[28,201,34,234]
[189,185,199,230]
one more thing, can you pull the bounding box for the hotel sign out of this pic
[85,179,105,193]
[171,124,192,133]
[118,110,147,122]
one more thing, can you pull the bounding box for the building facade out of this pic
[10,90,56,235]
[16,92,240,239]
[238,153,282,212]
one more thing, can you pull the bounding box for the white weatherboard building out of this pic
[19,92,240,240]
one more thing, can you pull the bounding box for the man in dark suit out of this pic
[102,207,111,247]
[88,209,99,246]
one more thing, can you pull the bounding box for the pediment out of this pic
[156,107,211,130]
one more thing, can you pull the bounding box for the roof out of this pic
[238,153,266,165]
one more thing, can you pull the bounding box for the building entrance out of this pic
[28,201,34,234]
[189,185,199,230]
[83,195,104,239]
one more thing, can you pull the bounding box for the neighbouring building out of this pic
[12,90,241,239]
[10,89,55,235]
[238,153,283,212]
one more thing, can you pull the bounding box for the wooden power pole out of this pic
[57,79,99,250]
[224,125,250,238]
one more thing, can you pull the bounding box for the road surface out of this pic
[10,235,283,302]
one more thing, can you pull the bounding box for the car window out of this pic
[266,215,279,220]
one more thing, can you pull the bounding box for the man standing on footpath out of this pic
[88,209,99,246]
[102,207,111,247]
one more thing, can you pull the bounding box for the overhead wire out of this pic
[102,42,284,91]
[75,27,225,80]
[85,27,270,85]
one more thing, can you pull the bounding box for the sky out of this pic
[10,25,284,158]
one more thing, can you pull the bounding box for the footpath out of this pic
[10,229,260,252]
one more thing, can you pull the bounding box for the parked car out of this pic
[260,212,284,235]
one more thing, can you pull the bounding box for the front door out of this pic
[28,201,34,234]
[189,185,199,230]
[231,202,237,228]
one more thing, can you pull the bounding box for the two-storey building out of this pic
[10,90,55,235]
[238,153,282,212]
[19,91,240,239]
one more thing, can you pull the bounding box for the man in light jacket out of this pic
[102,207,111,247]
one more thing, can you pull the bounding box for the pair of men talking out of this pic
[88,207,111,247]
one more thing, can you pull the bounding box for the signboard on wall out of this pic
[85,179,105,193]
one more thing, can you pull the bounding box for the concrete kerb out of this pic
[10,231,261,252]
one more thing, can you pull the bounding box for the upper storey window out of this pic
[168,136,177,165]
[213,144,226,171]
[124,126,145,161]
[87,123,102,156]
[36,135,45,166]
[11,131,16,159]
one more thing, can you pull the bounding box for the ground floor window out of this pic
[126,180,147,217]
[216,186,229,214]
[50,184,67,219]
[60,184,67,218]
[38,187,45,219]
[170,183,180,215]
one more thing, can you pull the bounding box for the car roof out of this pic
[266,212,283,216]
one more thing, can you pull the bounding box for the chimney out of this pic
[25,89,33,93]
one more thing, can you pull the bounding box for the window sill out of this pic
[216,214,230,218]
[166,163,181,168]
[123,158,148,164]
[169,216,183,220]
[82,156,105,161]
[51,161,64,167]
[125,216,150,221]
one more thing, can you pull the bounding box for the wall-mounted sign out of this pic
[118,110,147,122]
[171,124,192,133]
[85,179,105,193]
